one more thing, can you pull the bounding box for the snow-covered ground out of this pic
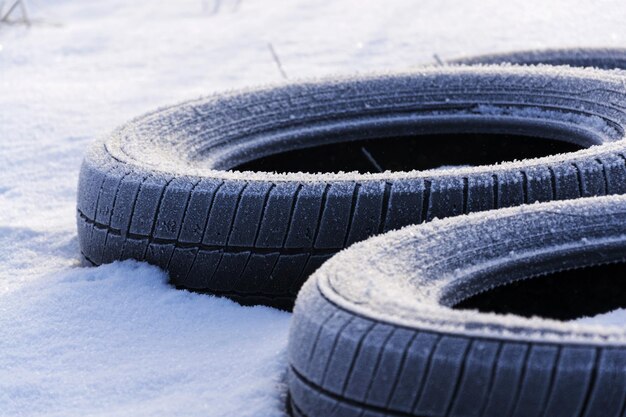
[2,1,626,416]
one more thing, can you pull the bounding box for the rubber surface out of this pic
[78,65,626,307]
[288,194,626,417]
[450,47,626,69]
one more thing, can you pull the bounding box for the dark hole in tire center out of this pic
[235,133,584,174]
[455,263,626,321]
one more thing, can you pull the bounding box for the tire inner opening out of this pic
[235,133,584,174]
[454,262,626,321]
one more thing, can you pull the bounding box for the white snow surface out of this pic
[2,0,626,416]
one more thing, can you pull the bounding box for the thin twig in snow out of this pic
[433,53,444,66]
[361,147,384,173]
[268,42,288,79]
[1,0,30,26]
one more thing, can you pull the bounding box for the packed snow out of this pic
[2,0,626,415]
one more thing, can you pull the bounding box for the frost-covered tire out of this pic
[78,65,626,308]
[288,195,626,417]
[450,47,626,69]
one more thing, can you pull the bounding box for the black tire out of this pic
[78,65,626,308]
[288,195,626,417]
[449,47,626,70]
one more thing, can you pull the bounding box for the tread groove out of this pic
[421,179,431,223]
[378,182,392,233]
[305,310,341,370]
[444,340,473,417]
[462,177,469,214]
[119,174,151,258]
[492,174,498,209]
[477,342,503,417]
[576,348,600,417]
[232,183,276,286]
[163,178,202,271]
[182,181,225,282]
[283,184,304,249]
[507,344,532,417]
[361,328,397,405]
[383,332,419,409]
[312,184,331,248]
[539,346,562,417]
[410,334,442,413]
[572,162,585,197]
[520,170,529,204]
[596,158,609,194]
[340,323,376,395]
[141,177,174,261]
[547,166,557,200]
[101,170,132,255]
[206,182,249,290]
[343,183,361,248]
[320,316,356,386]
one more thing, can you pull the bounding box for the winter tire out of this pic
[288,194,626,417]
[450,47,626,70]
[78,65,626,308]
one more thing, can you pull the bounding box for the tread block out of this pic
[388,332,440,413]
[525,165,553,203]
[167,247,198,285]
[510,345,559,417]
[305,311,353,385]
[383,180,423,231]
[543,347,596,417]
[256,182,301,248]
[109,173,146,235]
[315,183,356,249]
[121,238,148,261]
[345,181,385,246]
[77,218,94,258]
[599,154,626,195]
[365,329,416,408]
[95,167,128,225]
[321,317,374,395]
[202,182,247,246]
[551,163,582,200]
[129,176,170,236]
[343,324,395,402]
[153,177,196,240]
[77,162,108,219]
[88,226,109,265]
[236,252,280,293]
[285,183,327,248]
[228,182,274,247]
[289,292,340,375]
[261,253,309,294]
[144,242,175,269]
[482,343,529,417]
[185,250,222,289]
[100,233,125,264]
[211,251,250,291]
[495,171,525,208]
[582,349,626,417]
[449,340,500,417]
[178,179,222,244]
[427,177,464,221]
[414,336,470,416]
[467,173,495,213]
[577,160,606,197]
